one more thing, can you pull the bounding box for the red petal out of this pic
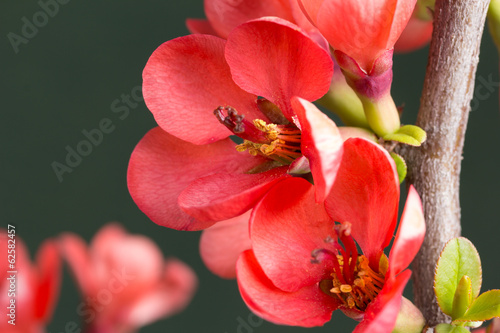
[200,212,252,279]
[292,97,343,202]
[126,259,197,328]
[143,34,261,145]
[325,138,399,264]
[185,18,218,35]
[353,270,411,333]
[388,186,425,278]
[237,250,338,327]
[178,166,289,222]
[127,127,261,231]
[314,0,416,71]
[33,240,61,323]
[251,177,335,292]
[225,17,333,119]
[204,0,294,38]
[298,0,323,26]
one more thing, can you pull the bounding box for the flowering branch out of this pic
[400,0,490,327]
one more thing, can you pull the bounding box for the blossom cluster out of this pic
[127,0,435,332]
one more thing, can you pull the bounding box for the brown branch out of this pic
[400,0,489,327]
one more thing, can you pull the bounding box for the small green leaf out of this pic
[454,290,500,322]
[452,275,473,320]
[383,125,427,146]
[435,323,470,333]
[390,152,407,184]
[434,237,482,316]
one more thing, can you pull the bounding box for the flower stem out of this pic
[398,0,489,327]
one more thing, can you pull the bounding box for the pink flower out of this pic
[187,0,318,39]
[394,5,433,53]
[59,223,197,333]
[299,0,417,71]
[0,232,60,333]
[128,18,337,233]
[236,138,425,331]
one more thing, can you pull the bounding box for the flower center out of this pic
[311,223,387,311]
[214,106,302,164]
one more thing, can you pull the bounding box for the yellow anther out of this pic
[330,287,341,294]
[340,284,353,293]
[253,119,278,140]
[260,140,278,155]
[236,141,261,156]
[347,297,356,308]
[354,278,365,288]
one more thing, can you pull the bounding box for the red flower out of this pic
[0,232,60,333]
[299,0,417,72]
[236,138,425,330]
[59,223,197,333]
[128,18,337,232]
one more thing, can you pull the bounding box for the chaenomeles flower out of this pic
[299,0,418,137]
[58,223,197,333]
[236,138,426,332]
[128,17,340,235]
[0,231,61,333]
[394,0,434,53]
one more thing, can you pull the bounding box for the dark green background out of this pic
[2,1,499,332]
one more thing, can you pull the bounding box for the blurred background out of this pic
[2,1,500,332]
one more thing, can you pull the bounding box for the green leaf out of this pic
[454,290,500,322]
[435,323,470,333]
[390,152,407,184]
[434,237,482,316]
[452,275,473,320]
[383,125,427,146]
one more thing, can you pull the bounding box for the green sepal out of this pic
[454,290,500,323]
[435,323,470,333]
[383,125,427,146]
[390,152,407,184]
[434,237,482,316]
[452,275,473,320]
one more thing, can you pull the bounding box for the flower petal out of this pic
[200,211,252,279]
[225,17,333,119]
[33,240,61,323]
[292,97,343,202]
[394,16,433,53]
[126,259,197,328]
[143,34,261,145]
[251,177,335,292]
[237,250,338,327]
[178,166,289,222]
[314,0,416,71]
[185,18,218,35]
[127,127,262,231]
[388,186,425,278]
[353,270,411,333]
[204,0,294,38]
[325,138,399,264]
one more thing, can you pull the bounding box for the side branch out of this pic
[401,0,489,327]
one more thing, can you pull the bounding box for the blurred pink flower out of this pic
[0,231,61,333]
[59,223,197,333]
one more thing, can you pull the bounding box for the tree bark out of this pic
[400,0,489,327]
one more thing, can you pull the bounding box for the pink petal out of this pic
[204,0,295,38]
[58,232,96,296]
[298,0,323,26]
[237,250,338,327]
[127,127,262,231]
[353,270,411,333]
[178,166,289,222]
[225,17,333,119]
[126,259,197,328]
[292,97,343,202]
[143,34,261,145]
[325,138,399,265]
[314,0,416,71]
[185,18,218,35]
[199,212,252,279]
[388,186,425,278]
[251,177,335,292]
[33,240,61,323]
